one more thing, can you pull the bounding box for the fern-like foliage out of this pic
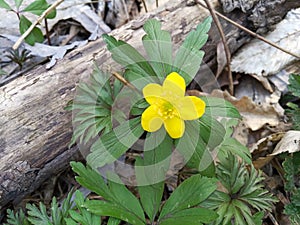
[4,190,101,225]
[283,152,300,224]
[5,209,30,225]
[286,74,300,130]
[70,64,123,146]
[201,153,276,225]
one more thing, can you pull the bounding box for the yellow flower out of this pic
[141,72,206,139]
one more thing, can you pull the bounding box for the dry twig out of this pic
[203,0,234,95]
[111,71,140,93]
[141,0,148,12]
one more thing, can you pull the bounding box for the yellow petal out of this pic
[179,96,206,120]
[141,105,163,132]
[163,72,186,97]
[164,117,185,139]
[143,83,163,105]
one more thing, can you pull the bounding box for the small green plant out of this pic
[5,190,101,225]
[201,153,276,225]
[5,48,31,70]
[0,67,6,76]
[286,74,300,130]
[0,0,56,45]
[283,152,300,224]
[5,17,276,225]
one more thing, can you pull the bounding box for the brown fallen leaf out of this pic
[271,130,300,155]
[211,89,283,131]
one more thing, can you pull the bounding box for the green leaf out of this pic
[286,102,300,130]
[107,172,146,223]
[19,15,44,45]
[24,0,56,19]
[14,0,23,8]
[107,217,121,225]
[135,128,173,222]
[283,152,300,222]
[283,152,300,192]
[71,162,114,201]
[71,66,120,146]
[201,153,276,224]
[24,0,47,14]
[0,0,11,10]
[201,96,241,119]
[173,17,212,85]
[217,137,251,164]
[199,114,226,150]
[26,202,52,225]
[5,209,30,225]
[68,190,101,225]
[87,117,144,168]
[142,19,172,79]
[84,200,145,225]
[159,174,217,219]
[252,211,264,225]
[175,120,214,175]
[158,208,218,225]
[103,34,156,82]
[288,74,300,98]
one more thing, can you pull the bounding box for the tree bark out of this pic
[0,0,299,211]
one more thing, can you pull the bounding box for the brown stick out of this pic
[197,0,300,60]
[203,0,233,95]
[111,71,140,93]
[141,0,148,12]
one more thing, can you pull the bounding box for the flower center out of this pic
[158,101,179,120]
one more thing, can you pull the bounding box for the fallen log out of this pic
[1,0,299,212]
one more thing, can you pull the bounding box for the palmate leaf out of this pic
[102,34,156,81]
[173,17,212,85]
[67,190,101,225]
[201,153,276,225]
[5,209,30,225]
[86,117,144,169]
[71,162,113,200]
[175,115,225,176]
[286,103,300,130]
[288,74,300,98]
[158,208,218,225]
[175,120,215,175]
[283,152,300,223]
[201,96,241,119]
[142,19,173,79]
[135,129,173,222]
[72,162,146,225]
[84,200,145,225]
[71,66,119,146]
[159,174,217,219]
[107,172,146,223]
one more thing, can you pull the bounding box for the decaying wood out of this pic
[1,0,300,211]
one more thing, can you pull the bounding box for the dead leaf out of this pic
[211,89,283,131]
[231,8,300,76]
[271,130,300,155]
[216,41,227,78]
